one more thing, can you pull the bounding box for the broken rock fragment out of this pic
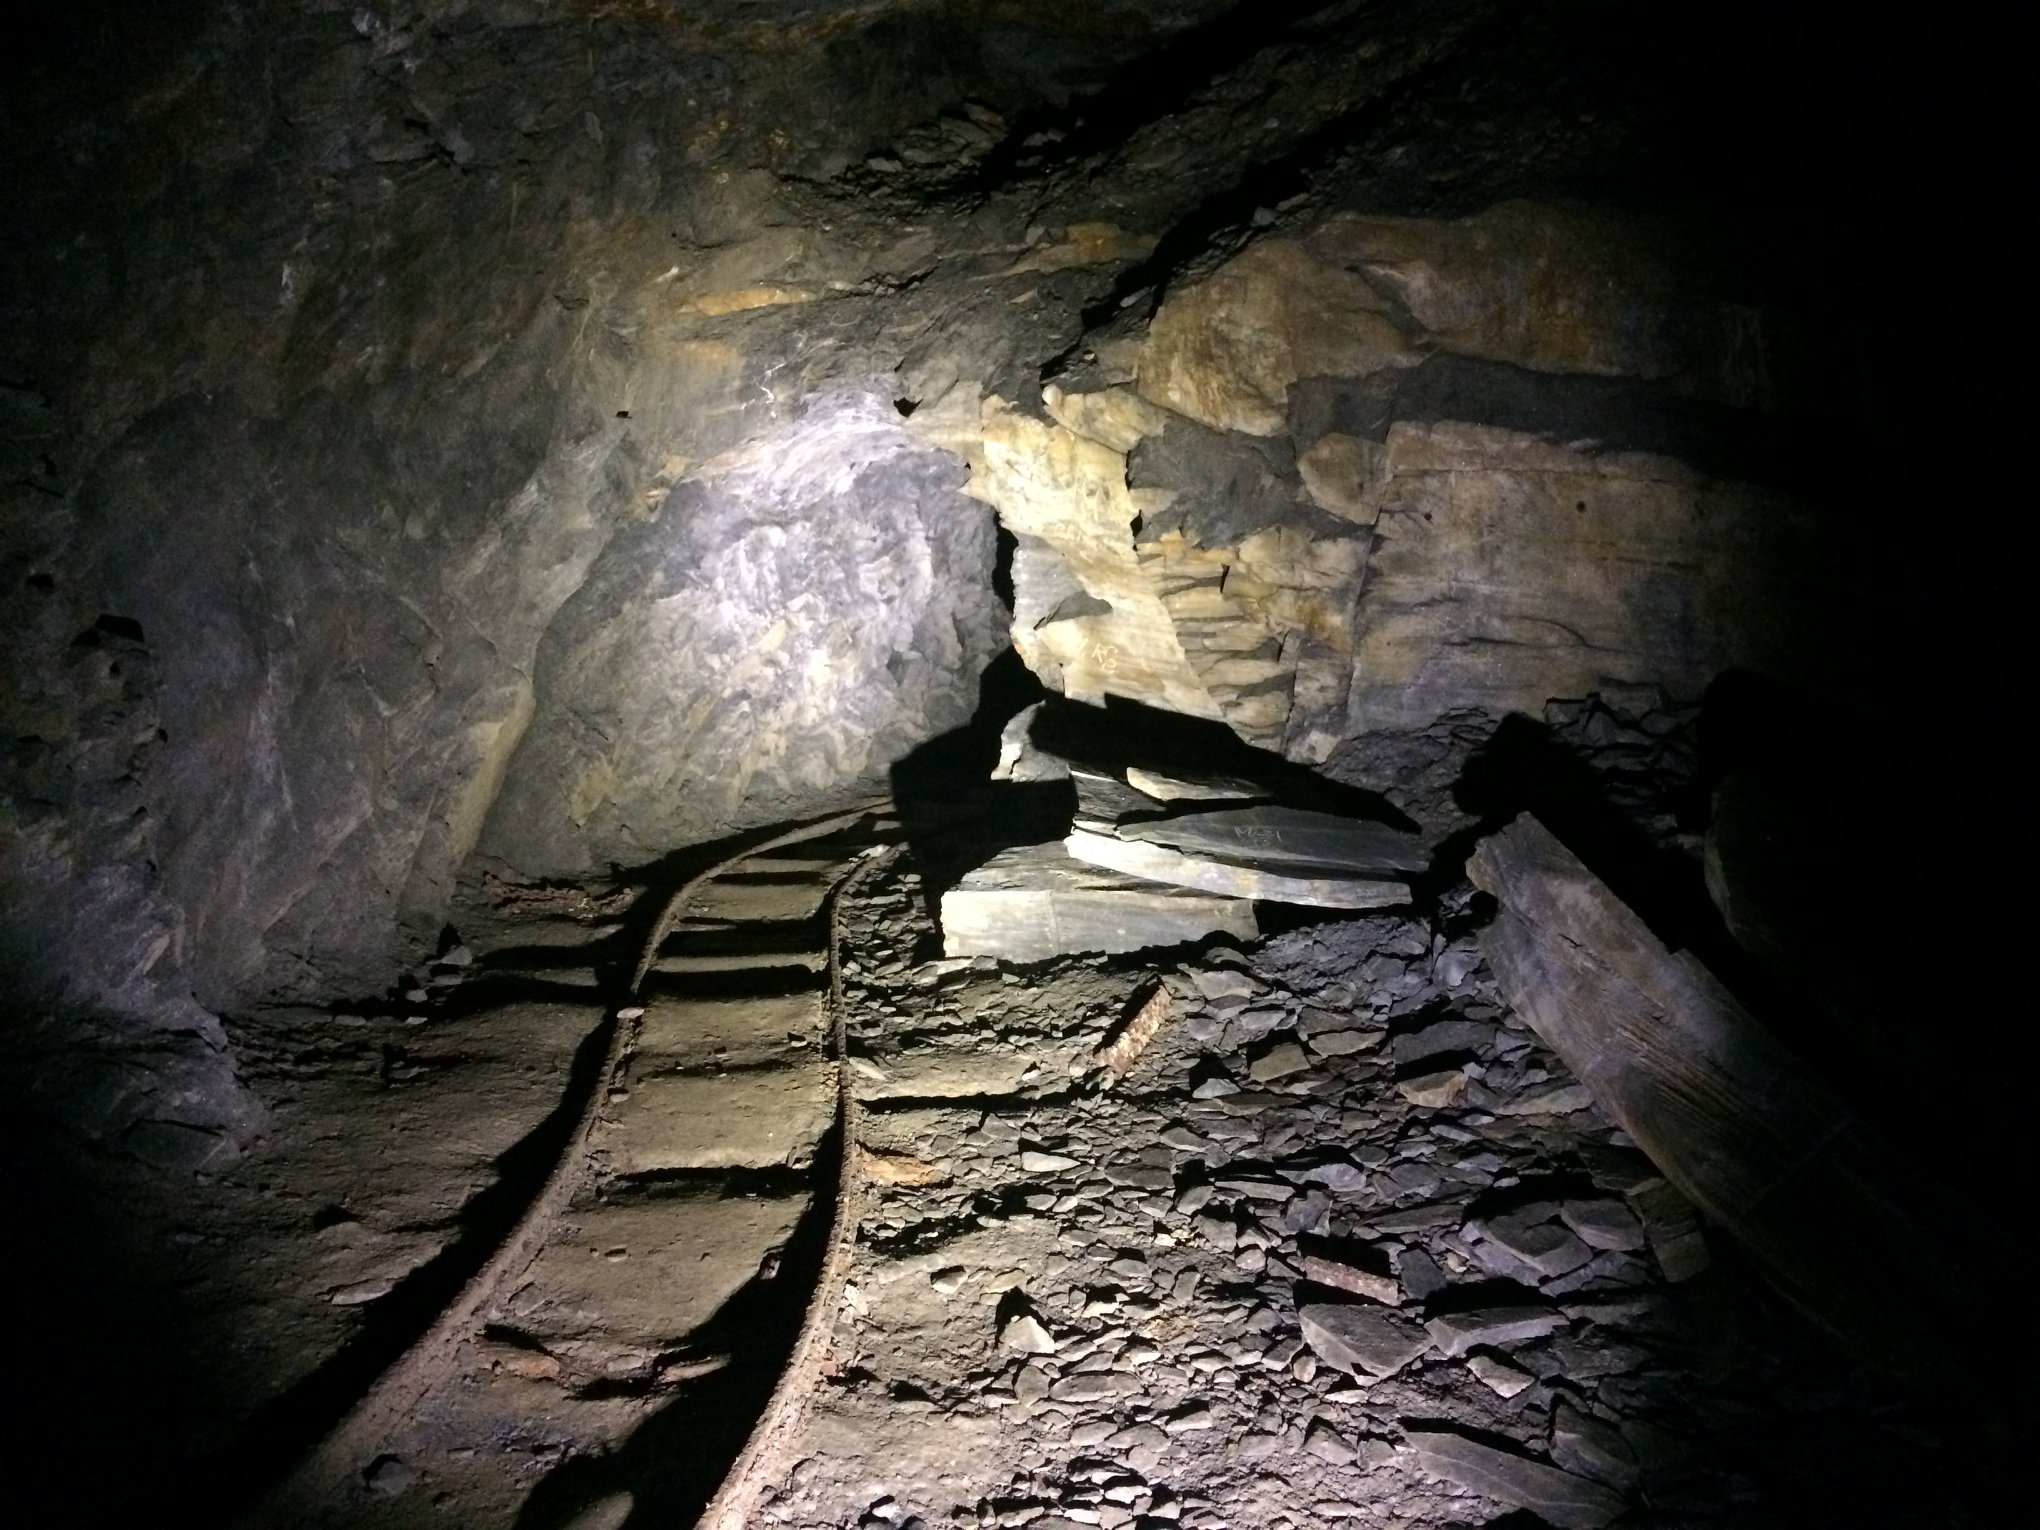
[1424,1305,1566,1358]
[1467,1352,1537,1398]
[1187,965,1257,1002]
[1297,1302,1432,1378]
[1303,1026,1379,1056]
[999,1312,1057,1356]
[1124,765,1268,803]
[1397,1067,1469,1108]
[1559,1197,1648,1253]
[1551,1402,1641,1489]
[1246,1039,1311,1082]
[1477,1208,1594,1281]
[1628,1178,1710,1282]
[1018,1149,1079,1174]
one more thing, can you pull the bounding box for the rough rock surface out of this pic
[481,400,1002,873]
[0,4,2021,1516]
[750,852,1979,1529]
[0,0,1996,1164]
[970,203,1815,764]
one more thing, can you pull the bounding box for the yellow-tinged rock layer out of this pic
[965,202,1805,760]
[1136,238,1416,436]
[1341,421,1808,731]
[966,397,1221,723]
[967,393,1369,757]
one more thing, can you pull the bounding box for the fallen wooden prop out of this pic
[1467,814,1974,1386]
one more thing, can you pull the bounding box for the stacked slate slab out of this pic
[941,747,1423,959]
[938,842,1260,962]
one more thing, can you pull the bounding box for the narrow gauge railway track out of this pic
[244,802,899,1529]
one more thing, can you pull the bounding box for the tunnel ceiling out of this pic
[0,0,2020,1164]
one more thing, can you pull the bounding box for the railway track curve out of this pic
[242,801,899,1529]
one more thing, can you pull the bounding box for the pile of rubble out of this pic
[754,848,1963,1529]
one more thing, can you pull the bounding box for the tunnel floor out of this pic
[23,807,1985,1529]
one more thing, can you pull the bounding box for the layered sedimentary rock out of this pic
[1335,420,1809,731]
[1140,203,1774,436]
[967,201,1810,766]
[1063,829,1408,910]
[966,390,1370,761]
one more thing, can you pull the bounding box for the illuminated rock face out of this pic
[967,201,1810,767]
[0,0,1984,1156]
[481,398,1003,873]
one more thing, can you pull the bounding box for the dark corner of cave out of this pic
[0,2,2024,1527]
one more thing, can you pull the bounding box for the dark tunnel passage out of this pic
[0,2,2026,1525]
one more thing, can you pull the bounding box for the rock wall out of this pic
[481,397,1002,873]
[965,201,1813,779]
[3,0,2008,1163]
[0,2,1100,1148]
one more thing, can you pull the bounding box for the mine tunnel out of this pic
[0,3,2024,1526]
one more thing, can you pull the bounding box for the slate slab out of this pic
[1404,1428,1626,1528]
[1560,1197,1648,1253]
[1298,1302,1432,1377]
[941,842,1257,960]
[1425,1304,1566,1357]
[1120,805,1428,875]
[1066,828,1408,909]
[1125,766,1269,803]
[1480,1209,1593,1280]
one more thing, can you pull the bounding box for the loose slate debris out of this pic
[1552,1401,1641,1489]
[770,829,1966,1530]
[1467,1353,1537,1398]
[1558,1197,1648,1252]
[998,1312,1057,1355]
[1298,1302,1433,1377]
[1424,1305,1567,1357]
[1628,1177,1710,1281]
[1403,1427,1627,1528]
[1476,1207,1593,1279]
